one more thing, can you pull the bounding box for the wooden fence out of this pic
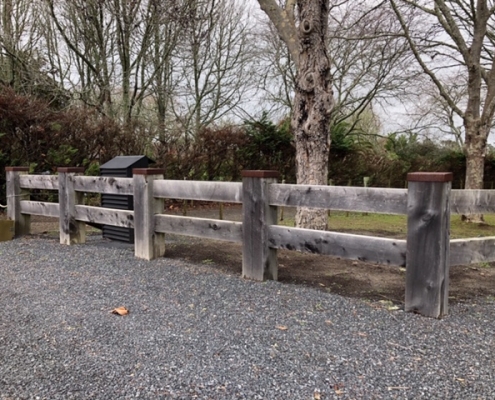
[5,167,495,319]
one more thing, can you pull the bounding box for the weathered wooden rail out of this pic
[5,167,495,319]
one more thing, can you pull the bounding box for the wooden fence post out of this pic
[5,167,30,236]
[406,172,453,318]
[242,170,279,281]
[133,168,165,260]
[58,167,86,245]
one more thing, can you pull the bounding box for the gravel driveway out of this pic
[0,236,494,399]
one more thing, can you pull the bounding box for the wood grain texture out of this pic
[19,175,59,190]
[269,184,408,214]
[6,169,31,236]
[155,215,242,242]
[20,201,59,217]
[450,189,495,214]
[406,180,451,318]
[268,225,406,265]
[153,180,242,203]
[450,237,495,265]
[74,205,134,228]
[242,176,278,281]
[133,173,165,260]
[73,176,133,195]
[59,172,86,245]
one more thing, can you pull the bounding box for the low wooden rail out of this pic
[5,166,495,319]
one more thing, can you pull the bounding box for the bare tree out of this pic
[45,0,190,126]
[390,0,495,222]
[171,0,256,141]
[328,1,416,133]
[0,0,61,100]
[45,0,116,114]
[256,0,334,229]
[406,72,467,149]
[255,18,296,116]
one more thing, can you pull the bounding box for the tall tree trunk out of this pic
[292,0,333,230]
[463,120,488,223]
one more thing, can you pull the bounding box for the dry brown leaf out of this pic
[313,390,321,400]
[111,306,129,316]
[334,389,344,395]
[276,325,288,331]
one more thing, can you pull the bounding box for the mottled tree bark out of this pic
[258,0,333,230]
[292,0,333,230]
[463,121,488,222]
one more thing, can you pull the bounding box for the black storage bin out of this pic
[100,155,154,243]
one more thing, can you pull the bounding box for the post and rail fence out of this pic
[5,166,495,318]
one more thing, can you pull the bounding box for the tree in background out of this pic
[328,1,415,133]
[390,0,495,222]
[255,1,415,229]
[0,0,68,106]
[172,0,256,141]
[256,0,334,230]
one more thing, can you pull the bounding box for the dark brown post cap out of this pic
[407,172,453,182]
[57,167,85,173]
[241,170,280,178]
[132,168,165,176]
[5,167,29,172]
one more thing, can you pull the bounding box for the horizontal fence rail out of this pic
[155,215,242,243]
[268,225,407,266]
[74,205,134,228]
[5,167,495,319]
[20,201,59,218]
[74,176,133,195]
[269,184,408,214]
[450,237,495,266]
[154,180,243,203]
[451,190,495,214]
[19,175,59,190]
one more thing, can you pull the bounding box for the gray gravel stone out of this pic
[0,236,494,399]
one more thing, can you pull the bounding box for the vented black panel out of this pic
[99,156,154,243]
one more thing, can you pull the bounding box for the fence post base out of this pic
[133,168,165,260]
[242,170,279,281]
[6,167,31,236]
[406,172,452,318]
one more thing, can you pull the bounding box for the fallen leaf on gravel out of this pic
[313,390,321,399]
[111,307,129,316]
[276,325,288,331]
[334,389,344,395]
